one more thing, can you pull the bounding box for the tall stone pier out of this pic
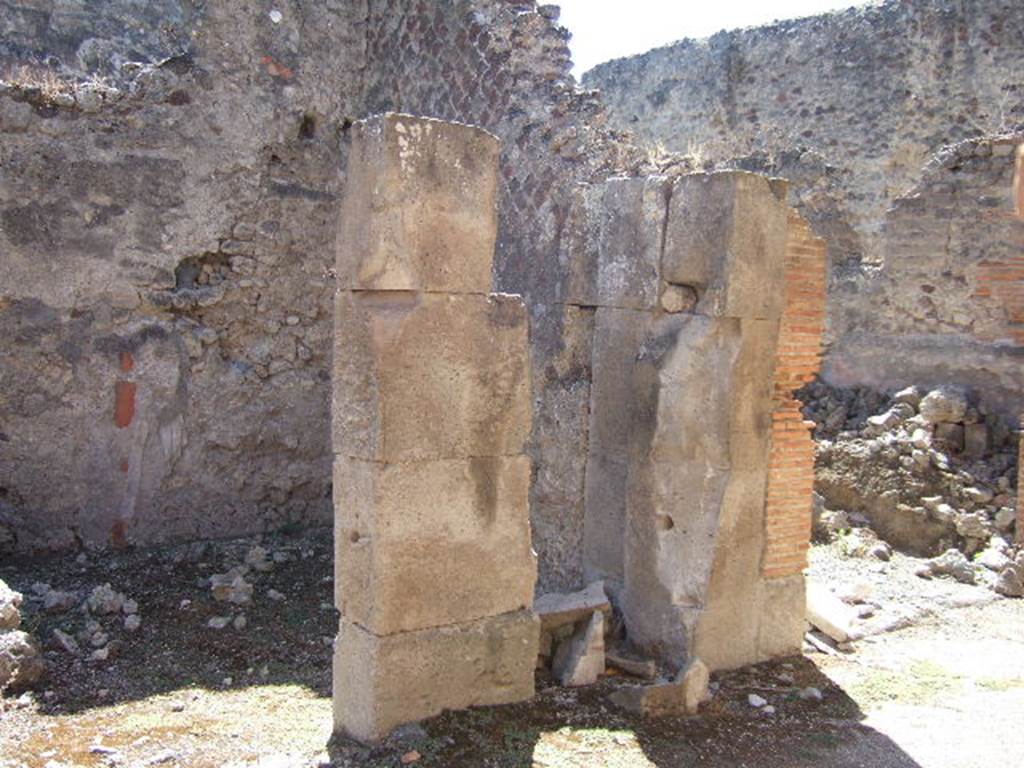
[575,171,826,675]
[331,114,539,743]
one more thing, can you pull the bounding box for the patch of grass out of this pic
[977,677,1024,692]
[847,659,963,707]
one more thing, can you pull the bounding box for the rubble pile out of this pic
[800,381,1021,596]
[0,579,44,690]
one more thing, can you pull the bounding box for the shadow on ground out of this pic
[3,534,923,767]
[326,659,922,768]
[0,527,335,716]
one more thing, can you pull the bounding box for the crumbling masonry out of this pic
[2,0,1014,743]
[329,112,826,738]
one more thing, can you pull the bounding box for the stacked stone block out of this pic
[572,171,817,674]
[332,114,538,743]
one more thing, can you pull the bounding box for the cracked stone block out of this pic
[333,455,536,635]
[336,113,500,294]
[551,610,605,687]
[562,176,667,310]
[663,171,788,320]
[332,290,531,462]
[333,611,538,744]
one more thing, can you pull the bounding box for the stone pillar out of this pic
[332,114,538,743]
[621,172,791,671]
[574,171,820,676]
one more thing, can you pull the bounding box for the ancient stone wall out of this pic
[0,0,821,637]
[0,0,643,580]
[584,0,1024,416]
[0,1,368,552]
[824,135,1024,414]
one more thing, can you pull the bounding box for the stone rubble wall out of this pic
[0,0,644,585]
[824,135,1024,414]
[0,1,370,552]
[583,0,1024,417]
[0,0,818,632]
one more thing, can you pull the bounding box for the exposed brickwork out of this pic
[763,211,827,578]
[1018,417,1024,545]
[113,381,136,430]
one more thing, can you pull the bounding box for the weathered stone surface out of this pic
[608,657,709,715]
[605,651,657,680]
[919,387,969,425]
[621,313,782,670]
[333,291,531,462]
[0,0,367,552]
[805,583,857,643]
[0,580,21,631]
[756,576,808,661]
[333,455,535,634]
[333,611,538,743]
[337,114,500,294]
[0,629,44,690]
[583,307,655,584]
[663,172,788,320]
[333,114,538,742]
[551,610,605,687]
[534,581,610,631]
[562,177,667,310]
[576,179,805,674]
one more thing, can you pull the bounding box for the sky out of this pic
[556,0,867,77]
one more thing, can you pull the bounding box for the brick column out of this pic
[762,211,828,578]
[332,114,538,743]
[1017,416,1023,545]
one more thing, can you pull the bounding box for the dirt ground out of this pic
[2,532,1022,768]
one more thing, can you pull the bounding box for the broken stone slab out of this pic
[663,171,789,320]
[805,583,858,643]
[333,610,538,744]
[552,610,605,687]
[51,628,80,655]
[918,386,968,424]
[86,584,125,615]
[333,455,536,635]
[534,581,610,632]
[605,650,657,680]
[336,113,500,294]
[995,564,1023,597]
[609,657,709,715]
[333,291,531,462]
[43,590,78,613]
